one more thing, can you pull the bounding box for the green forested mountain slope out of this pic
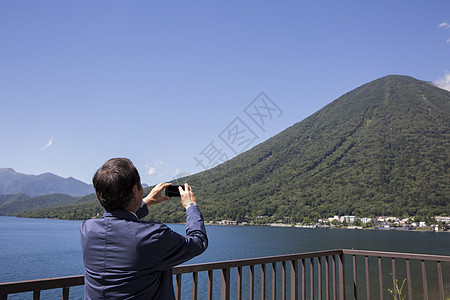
[1,193,97,216]
[18,75,450,222]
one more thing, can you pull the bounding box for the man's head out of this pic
[93,158,142,210]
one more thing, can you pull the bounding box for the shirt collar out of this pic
[103,208,139,221]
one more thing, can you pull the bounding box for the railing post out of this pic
[261,264,266,300]
[364,256,370,300]
[392,258,397,300]
[437,261,444,300]
[338,253,346,300]
[237,267,242,300]
[318,257,322,300]
[192,272,198,300]
[282,261,287,300]
[62,287,69,300]
[352,255,357,300]
[272,262,277,300]
[310,258,314,300]
[421,260,428,300]
[301,259,306,300]
[175,274,182,300]
[208,270,214,300]
[33,290,40,300]
[250,265,255,300]
[325,256,330,300]
[291,259,298,300]
[405,259,412,300]
[332,255,337,300]
[221,268,230,300]
[378,257,383,300]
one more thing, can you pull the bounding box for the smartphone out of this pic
[165,185,183,197]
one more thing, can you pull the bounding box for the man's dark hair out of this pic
[93,158,141,210]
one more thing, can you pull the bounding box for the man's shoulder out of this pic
[135,219,169,229]
[81,217,174,243]
[81,217,104,228]
[81,217,169,230]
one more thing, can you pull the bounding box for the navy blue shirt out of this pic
[80,202,208,299]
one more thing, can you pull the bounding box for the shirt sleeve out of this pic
[155,205,208,270]
[136,201,149,219]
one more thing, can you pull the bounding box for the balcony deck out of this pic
[1,249,449,299]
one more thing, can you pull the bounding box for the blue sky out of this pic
[1,1,449,185]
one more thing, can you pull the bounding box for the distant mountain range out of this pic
[0,168,94,197]
[11,75,450,221]
[0,169,149,216]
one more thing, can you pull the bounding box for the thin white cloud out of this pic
[40,137,54,151]
[437,22,450,44]
[438,22,450,29]
[172,169,192,180]
[433,72,450,91]
[147,160,165,175]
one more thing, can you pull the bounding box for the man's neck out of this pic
[127,210,139,219]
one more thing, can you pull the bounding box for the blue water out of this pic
[1,216,449,299]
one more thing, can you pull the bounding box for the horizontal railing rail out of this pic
[1,249,448,300]
[0,275,83,300]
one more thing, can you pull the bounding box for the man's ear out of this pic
[132,185,139,198]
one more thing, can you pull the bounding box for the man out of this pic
[80,158,208,299]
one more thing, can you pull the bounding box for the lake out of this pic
[0,216,449,299]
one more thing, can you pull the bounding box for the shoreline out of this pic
[206,222,448,232]
[3,216,448,233]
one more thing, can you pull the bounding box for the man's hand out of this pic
[179,183,197,210]
[143,182,172,206]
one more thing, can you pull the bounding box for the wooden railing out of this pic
[0,275,83,300]
[172,249,345,300]
[343,249,450,300]
[1,249,449,299]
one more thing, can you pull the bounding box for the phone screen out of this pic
[165,185,183,197]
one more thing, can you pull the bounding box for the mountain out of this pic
[0,168,94,197]
[1,193,99,217]
[17,75,450,222]
[0,193,31,208]
[0,193,76,215]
